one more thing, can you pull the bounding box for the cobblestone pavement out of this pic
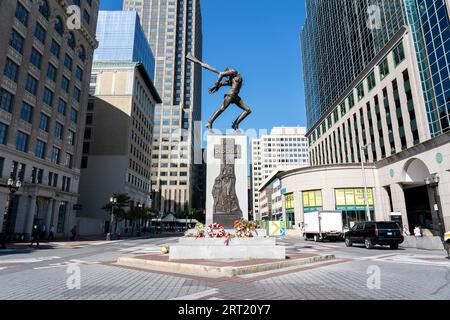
[0,236,449,300]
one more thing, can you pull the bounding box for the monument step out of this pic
[116,253,336,277]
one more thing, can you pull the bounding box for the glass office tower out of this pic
[302,0,450,138]
[301,0,407,130]
[94,11,155,81]
[405,0,450,136]
[123,0,203,214]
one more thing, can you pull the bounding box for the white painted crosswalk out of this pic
[33,259,101,270]
[119,246,163,255]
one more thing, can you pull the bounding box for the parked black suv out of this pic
[344,222,404,250]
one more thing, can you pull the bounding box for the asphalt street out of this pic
[0,236,449,300]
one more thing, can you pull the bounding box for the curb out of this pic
[116,254,336,277]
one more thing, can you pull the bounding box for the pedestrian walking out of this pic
[70,225,77,241]
[29,225,40,248]
[403,225,411,237]
[414,226,422,238]
[48,225,55,241]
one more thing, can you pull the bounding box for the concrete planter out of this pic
[401,236,444,250]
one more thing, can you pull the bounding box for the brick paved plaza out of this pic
[0,236,449,300]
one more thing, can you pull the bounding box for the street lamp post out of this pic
[137,202,143,236]
[1,179,22,249]
[425,175,444,237]
[360,145,372,222]
[107,197,118,241]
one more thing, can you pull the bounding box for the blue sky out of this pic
[99,0,307,134]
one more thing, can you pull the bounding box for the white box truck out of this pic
[303,211,344,242]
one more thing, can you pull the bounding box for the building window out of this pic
[20,102,33,123]
[30,48,42,69]
[50,40,60,58]
[75,66,83,81]
[15,131,29,152]
[84,127,92,139]
[54,122,63,140]
[34,22,46,44]
[367,70,376,92]
[357,82,365,101]
[0,122,8,145]
[64,54,73,71]
[15,2,29,26]
[379,58,389,80]
[0,89,14,113]
[70,108,78,124]
[10,30,25,54]
[39,113,50,132]
[51,147,60,164]
[56,202,66,233]
[43,87,54,107]
[67,130,76,145]
[61,76,70,93]
[348,92,355,109]
[73,87,81,102]
[393,42,405,66]
[4,58,19,82]
[67,33,76,50]
[57,98,66,115]
[25,74,38,95]
[78,46,86,62]
[38,0,50,20]
[35,139,46,159]
[64,153,73,169]
[54,17,64,36]
[81,156,88,168]
[46,63,57,82]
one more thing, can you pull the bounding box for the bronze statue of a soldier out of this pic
[186,55,252,130]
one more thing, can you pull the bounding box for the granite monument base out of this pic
[169,237,286,260]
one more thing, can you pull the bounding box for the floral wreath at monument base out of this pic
[206,223,226,238]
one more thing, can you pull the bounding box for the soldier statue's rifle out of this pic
[186,54,220,74]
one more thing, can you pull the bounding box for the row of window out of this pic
[0,121,73,168]
[311,70,418,166]
[310,41,406,145]
[1,159,72,192]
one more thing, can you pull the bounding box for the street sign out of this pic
[267,221,286,237]
[73,204,82,211]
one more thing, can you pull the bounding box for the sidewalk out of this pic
[1,232,184,251]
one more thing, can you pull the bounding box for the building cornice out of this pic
[376,132,450,168]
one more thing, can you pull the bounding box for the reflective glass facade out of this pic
[301,0,407,129]
[302,0,450,138]
[405,0,450,137]
[94,11,155,81]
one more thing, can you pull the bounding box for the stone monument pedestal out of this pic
[205,132,248,228]
[169,237,286,260]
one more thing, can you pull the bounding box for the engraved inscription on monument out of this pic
[212,138,243,227]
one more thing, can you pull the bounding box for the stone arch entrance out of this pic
[401,159,436,235]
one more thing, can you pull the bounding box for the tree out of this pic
[102,193,131,234]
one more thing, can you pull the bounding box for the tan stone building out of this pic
[0,0,99,239]
[123,0,203,214]
[77,61,161,236]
